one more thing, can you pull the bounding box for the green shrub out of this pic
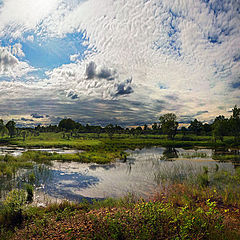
[0,189,26,227]
[25,184,34,203]
[197,173,209,187]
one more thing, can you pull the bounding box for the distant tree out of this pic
[188,119,203,135]
[125,128,130,134]
[232,105,240,119]
[6,120,16,138]
[229,105,240,142]
[105,124,115,139]
[0,119,8,138]
[35,125,41,132]
[181,126,187,135]
[203,123,212,135]
[152,122,158,131]
[95,126,102,138]
[58,118,76,131]
[135,126,142,136]
[21,130,29,141]
[159,113,178,140]
[129,128,136,137]
[212,115,228,142]
[143,124,148,131]
[0,119,3,129]
[114,125,124,133]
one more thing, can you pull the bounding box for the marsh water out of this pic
[0,146,239,205]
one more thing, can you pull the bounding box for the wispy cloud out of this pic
[0,0,239,125]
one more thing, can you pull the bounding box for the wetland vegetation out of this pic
[0,107,240,239]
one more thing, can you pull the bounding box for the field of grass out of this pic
[2,132,238,150]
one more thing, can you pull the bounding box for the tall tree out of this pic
[152,122,158,130]
[58,118,76,131]
[202,123,212,135]
[188,119,203,135]
[6,120,16,138]
[105,124,115,139]
[229,105,240,142]
[212,115,228,142]
[0,119,8,138]
[159,113,178,140]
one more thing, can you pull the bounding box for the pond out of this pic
[0,146,239,205]
[0,146,82,156]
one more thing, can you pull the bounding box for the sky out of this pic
[0,0,239,127]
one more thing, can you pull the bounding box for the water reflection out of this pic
[0,146,26,156]
[43,169,100,201]
[36,147,236,202]
[161,147,179,160]
[0,146,239,203]
[89,164,116,171]
[0,146,82,156]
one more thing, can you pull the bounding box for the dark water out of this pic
[0,146,238,205]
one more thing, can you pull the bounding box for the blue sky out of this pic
[0,0,239,126]
[0,31,88,78]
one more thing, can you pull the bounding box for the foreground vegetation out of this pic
[0,167,239,239]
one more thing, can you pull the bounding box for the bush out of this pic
[25,184,34,203]
[0,189,26,227]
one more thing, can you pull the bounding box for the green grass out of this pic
[13,139,102,150]
[4,132,238,151]
[0,155,33,177]
[0,149,128,178]
[212,154,240,161]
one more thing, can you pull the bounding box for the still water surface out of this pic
[0,146,238,204]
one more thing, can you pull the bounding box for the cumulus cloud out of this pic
[46,61,133,100]
[0,47,18,71]
[11,43,25,57]
[0,46,33,78]
[31,113,44,119]
[85,61,117,81]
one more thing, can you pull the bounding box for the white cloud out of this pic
[11,43,25,57]
[0,0,59,38]
[40,0,239,113]
[26,35,34,42]
[0,46,33,78]
[46,61,134,100]
[0,0,239,123]
[69,53,79,62]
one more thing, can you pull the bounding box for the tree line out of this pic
[0,105,239,141]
